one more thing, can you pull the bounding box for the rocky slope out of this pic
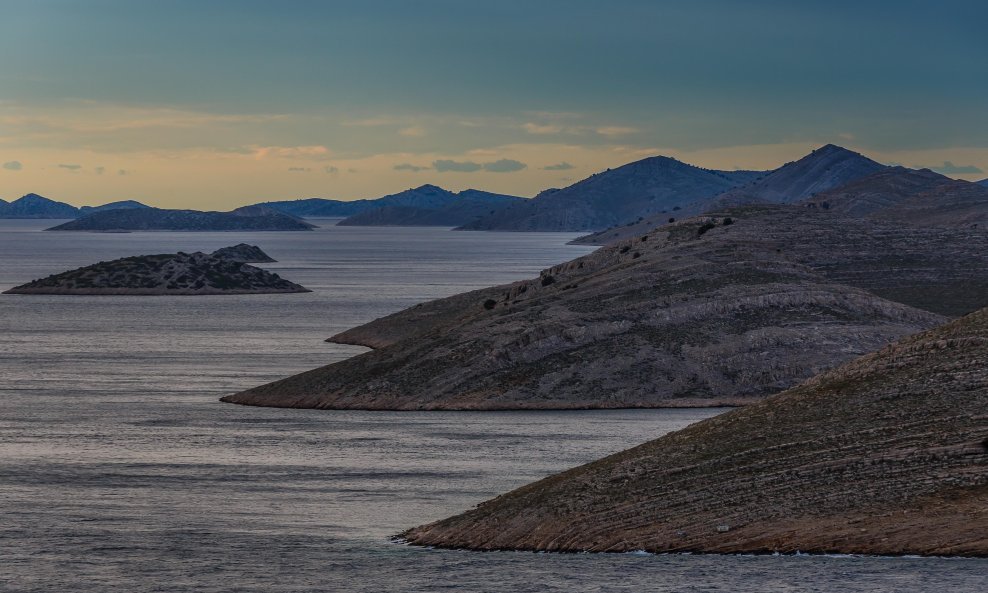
[403,307,988,556]
[46,206,315,231]
[77,200,150,215]
[3,247,308,295]
[222,205,988,410]
[803,167,988,227]
[456,157,763,232]
[978,179,988,188]
[338,190,524,227]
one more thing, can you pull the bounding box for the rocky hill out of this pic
[978,179,988,188]
[0,194,80,218]
[803,167,988,227]
[45,206,315,231]
[578,163,986,245]
[338,190,524,227]
[402,307,988,556]
[3,247,308,295]
[455,157,763,232]
[257,197,378,218]
[77,200,150,215]
[221,204,988,410]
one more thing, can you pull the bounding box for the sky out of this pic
[1,0,986,209]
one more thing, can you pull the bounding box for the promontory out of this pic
[403,307,988,556]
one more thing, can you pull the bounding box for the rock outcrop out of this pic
[3,247,308,295]
[222,205,988,410]
[402,307,988,557]
[46,206,315,232]
[210,243,277,263]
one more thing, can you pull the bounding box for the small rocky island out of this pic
[3,245,309,295]
[45,205,316,232]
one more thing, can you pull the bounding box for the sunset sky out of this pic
[1,0,986,209]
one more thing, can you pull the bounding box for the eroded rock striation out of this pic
[222,206,988,410]
[402,307,988,556]
[3,247,308,295]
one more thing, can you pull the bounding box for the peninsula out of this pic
[403,307,988,556]
[45,205,315,232]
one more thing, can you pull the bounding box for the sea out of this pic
[0,219,984,592]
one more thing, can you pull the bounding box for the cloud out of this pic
[595,126,638,137]
[398,125,426,137]
[924,161,984,175]
[542,162,574,171]
[94,166,105,175]
[2,160,22,171]
[394,163,429,172]
[483,159,527,173]
[252,145,332,160]
[323,166,339,174]
[522,122,563,135]
[433,159,483,172]
[288,167,311,172]
[118,169,129,176]
[58,163,82,171]
[433,158,527,173]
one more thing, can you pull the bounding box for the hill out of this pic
[403,307,988,556]
[978,179,988,188]
[258,197,378,218]
[803,167,988,226]
[78,200,150,215]
[578,165,988,245]
[45,206,315,232]
[337,190,524,227]
[3,247,308,295]
[455,157,763,232]
[209,243,277,263]
[0,194,80,218]
[221,204,988,411]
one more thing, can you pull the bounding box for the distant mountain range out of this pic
[0,193,150,219]
[46,206,315,232]
[337,187,524,227]
[456,157,765,232]
[262,185,525,227]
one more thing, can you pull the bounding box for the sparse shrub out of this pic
[619,245,631,254]
[541,275,555,287]
[723,217,734,226]
[632,252,641,259]
[483,299,497,310]
[697,222,716,236]
[668,217,676,223]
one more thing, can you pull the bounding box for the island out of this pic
[3,245,309,295]
[402,306,988,556]
[45,205,316,232]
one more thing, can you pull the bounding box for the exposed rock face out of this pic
[338,190,524,227]
[456,156,763,232]
[222,205,988,410]
[0,194,80,219]
[45,206,315,231]
[210,243,277,263]
[3,248,309,295]
[403,307,988,557]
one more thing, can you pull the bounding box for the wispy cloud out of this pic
[287,167,311,172]
[433,159,483,172]
[542,162,574,171]
[252,145,332,160]
[596,126,638,137]
[923,161,984,175]
[522,122,563,135]
[398,125,426,137]
[2,160,22,171]
[323,165,339,174]
[394,163,430,172]
[94,166,105,175]
[483,158,526,173]
[58,163,82,171]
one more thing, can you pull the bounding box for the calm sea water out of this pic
[1,220,984,592]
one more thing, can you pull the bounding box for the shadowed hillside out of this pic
[403,307,988,556]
